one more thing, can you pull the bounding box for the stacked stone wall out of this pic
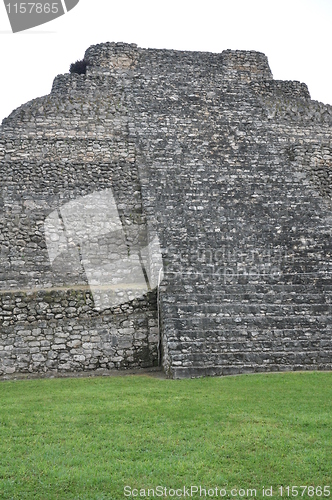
[0,42,331,378]
[0,288,158,375]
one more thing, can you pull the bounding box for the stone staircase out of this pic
[1,42,331,378]
[160,273,332,377]
[129,46,332,378]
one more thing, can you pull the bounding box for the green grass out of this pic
[0,372,331,499]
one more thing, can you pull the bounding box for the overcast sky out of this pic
[0,0,331,124]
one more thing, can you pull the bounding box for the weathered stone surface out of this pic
[0,42,331,378]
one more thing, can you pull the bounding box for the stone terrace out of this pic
[0,42,331,378]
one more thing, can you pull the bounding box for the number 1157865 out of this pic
[6,3,60,14]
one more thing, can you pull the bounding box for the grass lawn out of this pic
[0,371,331,499]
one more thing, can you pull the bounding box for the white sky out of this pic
[0,0,331,124]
